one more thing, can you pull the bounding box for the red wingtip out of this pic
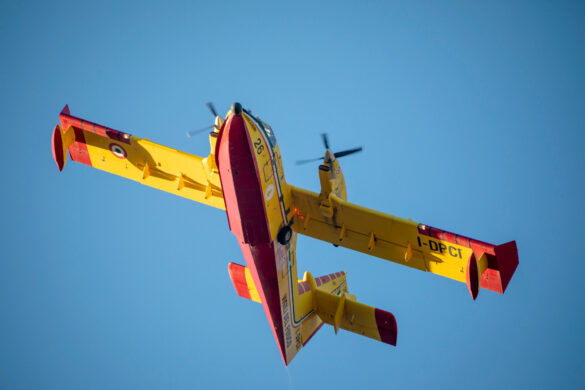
[51,125,65,171]
[466,253,480,300]
[60,104,70,116]
[494,240,519,293]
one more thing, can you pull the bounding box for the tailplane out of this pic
[227,262,261,303]
[227,262,397,351]
[303,271,397,346]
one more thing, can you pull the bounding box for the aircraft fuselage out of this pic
[215,108,302,364]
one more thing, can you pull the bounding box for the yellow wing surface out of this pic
[51,105,225,209]
[290,185,518,299]
[303,271,397,345]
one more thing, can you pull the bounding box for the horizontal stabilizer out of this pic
[304,272,397,346]
[228,262,260,302]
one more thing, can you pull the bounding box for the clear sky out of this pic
[1,1,584,389]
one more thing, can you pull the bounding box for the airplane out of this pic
[51,102,518,366]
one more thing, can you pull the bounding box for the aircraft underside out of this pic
[51,102,514,366]
[216,111,292,363]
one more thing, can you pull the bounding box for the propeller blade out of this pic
[296,156,324,165]
[186,125,214,138]
[333,146,363,158]
[206,102,218,118]
[321,133,330,150]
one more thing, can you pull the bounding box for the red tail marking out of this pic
[374,308,397,346]
[228,263,251,300]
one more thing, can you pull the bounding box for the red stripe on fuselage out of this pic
[216,113,288,364]
[217,114,270,244]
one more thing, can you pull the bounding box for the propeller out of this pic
[296,133,363,165]
[322,133,330,149]
[186,125,215,138]
[295,156,325,165]
[332,146,363,158]
[206,102,218,118]
[186,102,221,138]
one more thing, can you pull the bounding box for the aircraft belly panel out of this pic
[217,114,269,244]
[217,112,302,365]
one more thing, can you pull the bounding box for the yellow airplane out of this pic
[51,102,518,365]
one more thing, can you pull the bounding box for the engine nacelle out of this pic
[318,157,347,202]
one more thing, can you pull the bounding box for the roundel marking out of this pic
[109,143,127,159]
[264,183,275,201]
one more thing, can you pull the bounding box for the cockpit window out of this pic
[261,120,277,148]
[244,109,277,148]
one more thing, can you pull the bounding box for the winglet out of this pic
[60,104,70,116]
[490,240,519,293]
[476,240,519,294]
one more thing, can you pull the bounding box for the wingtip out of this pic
[60,104,70,116]
[494,240,519,293]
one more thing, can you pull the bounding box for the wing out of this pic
[290,185,518,299]
[52,105,225,209]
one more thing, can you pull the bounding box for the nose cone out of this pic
[231,102,243,115]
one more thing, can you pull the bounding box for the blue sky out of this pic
[1,1,584,389]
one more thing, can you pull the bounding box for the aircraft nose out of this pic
[231,102,243,115]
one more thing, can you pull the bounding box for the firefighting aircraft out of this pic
[51,102,518,365]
